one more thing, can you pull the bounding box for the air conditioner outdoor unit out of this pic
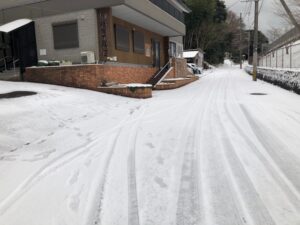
[81,51,95,64]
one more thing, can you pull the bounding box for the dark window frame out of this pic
[114,24,130,52]
[169,41,177,57]
[52,20,79,50]
[132,30,145,54]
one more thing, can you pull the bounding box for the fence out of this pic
[259,40,300,69]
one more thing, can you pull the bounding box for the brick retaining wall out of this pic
[98,86,152,98]
[25,64,157,91]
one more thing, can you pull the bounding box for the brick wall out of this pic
[25,64,157,91]
[102,65,157,84]
[98,86,152,98]
[165,67,175,79]
[171,58,189,78]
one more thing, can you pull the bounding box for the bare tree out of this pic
[267,26,285,42]
[274,0,300,25]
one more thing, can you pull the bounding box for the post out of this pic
[252,0,259,81]
[248,31,251,64]
[282,48,284,68]
[240,13,243,69]
[290,44,292,68]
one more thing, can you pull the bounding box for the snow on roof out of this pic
[183,51,199,58]
[0,19,32,33]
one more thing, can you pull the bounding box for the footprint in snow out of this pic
[156,156,164,165]
[85,158,92,167]
[145,143,155,149]
[154,177,168,189]
[0,155,17,161]
[69,195,80,212]
[23,149,56,162]
[10,148,18,152]
[69,170,80,185]
[48,132,55,137]
[37,139,46,144]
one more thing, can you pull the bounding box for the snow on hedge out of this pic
[245,66,300,94]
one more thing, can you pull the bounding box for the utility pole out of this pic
[240,13,243,69]
[248,31,251,64]
[278,0,300,34]
[252,0,259,81]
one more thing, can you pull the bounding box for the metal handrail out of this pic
[0,57,20,74]
[0,56,10,71]
[147,60,171,85]
[13,59,20,73]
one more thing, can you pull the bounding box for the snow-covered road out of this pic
[0,68,300,225]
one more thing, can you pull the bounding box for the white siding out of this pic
[35,9,99,63]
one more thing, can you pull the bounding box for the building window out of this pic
[133,30,145,54]
[286,47,289,54]
[52,21,79,49]
[177,44,183,58]
[115,25,130,52]
[169,41,176,57]
[272,52,275,58]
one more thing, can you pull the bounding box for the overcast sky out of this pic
[224,0,287,37]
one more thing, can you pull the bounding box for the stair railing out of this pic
[13,58,20,74]
[0,56,8,71]
[147,60,171,86]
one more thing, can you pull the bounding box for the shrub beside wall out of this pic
[245,66,300,94]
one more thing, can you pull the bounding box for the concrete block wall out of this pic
[35,9,99,63]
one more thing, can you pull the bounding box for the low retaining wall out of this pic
[245,66,300,94]
[98,86,152,98]
[154,76,199,90]
[25,64,157,91]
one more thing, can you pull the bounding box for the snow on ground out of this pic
[1,68,300,225]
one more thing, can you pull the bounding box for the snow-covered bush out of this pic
[245,66,300,94]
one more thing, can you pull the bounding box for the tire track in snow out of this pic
[127,124,141,225]
[127,104,154,225]
[239,105,300,203]
[223,75,300,209]
[197,74,254,225]
[124,77,214,225]
[128,77,216,225]
[90,127,124,225]
[1,95,199,217]
[0,105,149,216]
[176,75,221,225]
[212,77,276,225]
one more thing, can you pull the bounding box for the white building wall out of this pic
[169,36,184,58]
[260,40,300,69]
[292,43,300,68]
[283,46,291,68]
[35,9,99,63]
